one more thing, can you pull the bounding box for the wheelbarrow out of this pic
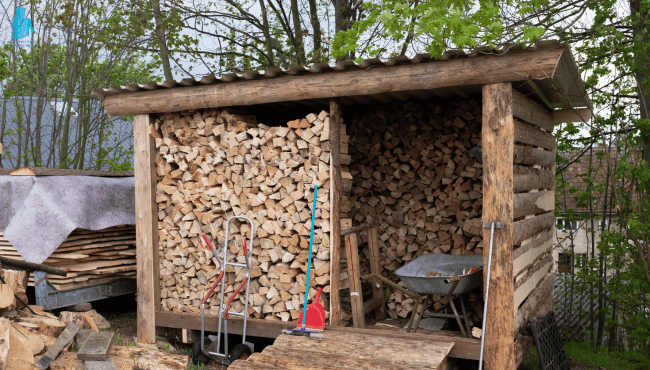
[394,253,484,337]
[189,216,255,366]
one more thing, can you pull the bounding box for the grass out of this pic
[521,341,650,370]
[186,363,206,370]
[113,330,136,347]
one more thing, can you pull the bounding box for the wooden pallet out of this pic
[229,330,454,369]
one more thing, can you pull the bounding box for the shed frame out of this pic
[95,40,590,369]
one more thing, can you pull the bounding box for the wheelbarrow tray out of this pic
[395,254,484,295]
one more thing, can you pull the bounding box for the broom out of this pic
[282,185,325,338]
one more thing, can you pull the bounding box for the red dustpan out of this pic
[296,287,326,331]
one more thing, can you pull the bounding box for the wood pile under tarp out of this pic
[0,225,136,290]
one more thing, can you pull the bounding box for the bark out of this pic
[333,0,353,60]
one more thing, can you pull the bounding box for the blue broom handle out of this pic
[302,185,318,328]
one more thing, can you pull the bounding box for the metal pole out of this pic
[479,222,496,370]
[301,185,318,329]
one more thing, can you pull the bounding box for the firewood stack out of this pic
[153,109,340,321]
[343,99,485,321]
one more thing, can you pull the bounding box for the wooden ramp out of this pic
[229,330,454,370]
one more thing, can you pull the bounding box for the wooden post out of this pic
[329,98,342,326]
[482,83,515,369]
[367,227,386,320]
[344,233,364,328]
[134,114,158,344]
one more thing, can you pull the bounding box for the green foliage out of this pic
[523,341,650,370]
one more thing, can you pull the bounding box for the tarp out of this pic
[0,176,135,263]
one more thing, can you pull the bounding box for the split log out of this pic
[0,319,10,369]
[7,323,35,370]
[514,335,535,369]
[511,89,554,132]
[11,322,44,355]
[514,273,554,335]
[0,284,14,314]
[513,191,554,219]
[109,345,189,369]
[514,120,556,151]
[39,319,67,338]
[513,212,555,246]
[513,145,555,167]
[513,230,553,277]
[513,166,554,192]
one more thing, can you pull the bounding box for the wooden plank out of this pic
[329,98,342,327]
[514,261,552,308]
[514,120,556,151]
[37,322,80,370]
[261,346,422,370]
[328,326,480,360]
[514,272,555,335]
[513,166,555,192]
[513,230,553,276]
[57,258,135,272]
[344,233,364,328]
[513,191,555,219]
[512,88,555,132]
[103,48,564,116]
[513,212,555,246]
[554,108,591,123]
[134,113,158,344]
[513,145,555,167]
[77,331,115,361]
[482,82,516,370]
[155,311,294,338]
[367,227,386,319]
[271,333,454,369]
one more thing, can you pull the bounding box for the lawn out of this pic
[520,341,650,370]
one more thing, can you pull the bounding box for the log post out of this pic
[329,98,342,326]
[134,114,158,344]
[482,83,515,369]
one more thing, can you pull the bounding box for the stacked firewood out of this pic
[153,108,339,321]
[343,99,485,321]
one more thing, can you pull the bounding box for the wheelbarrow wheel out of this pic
[229,343,252,362]
[189,336,212,365]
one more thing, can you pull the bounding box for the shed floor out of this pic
[229,329,455,370]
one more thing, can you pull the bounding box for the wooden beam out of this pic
[103,49,564,116]
[513,212,555,246]
[329,98,342,326]
[514,120,556,151]
[513,191,555,219]
[155,311,294,338]
[512,88,555,132]
[554,108,591,123]
[482,83,515,370]
[513,145,555,167]
[134,114,158,344]
[367,227,386,320]
[513,166,554,192]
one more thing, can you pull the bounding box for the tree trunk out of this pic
[290,0,305,64]
[259,0,275,67]
[333,0,353,60]
[151,0,174,81]
[308,0,322,63]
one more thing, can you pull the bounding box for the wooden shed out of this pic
[93,40,591,369]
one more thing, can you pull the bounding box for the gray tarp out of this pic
[0,176,135,263]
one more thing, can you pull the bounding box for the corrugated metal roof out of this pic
[92,40,591,112]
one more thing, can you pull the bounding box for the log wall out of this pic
[510,90,556,336]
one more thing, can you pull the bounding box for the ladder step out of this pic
[227,262,246,268]
[228,311,245,317]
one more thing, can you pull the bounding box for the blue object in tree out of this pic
[12,7,34,40]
